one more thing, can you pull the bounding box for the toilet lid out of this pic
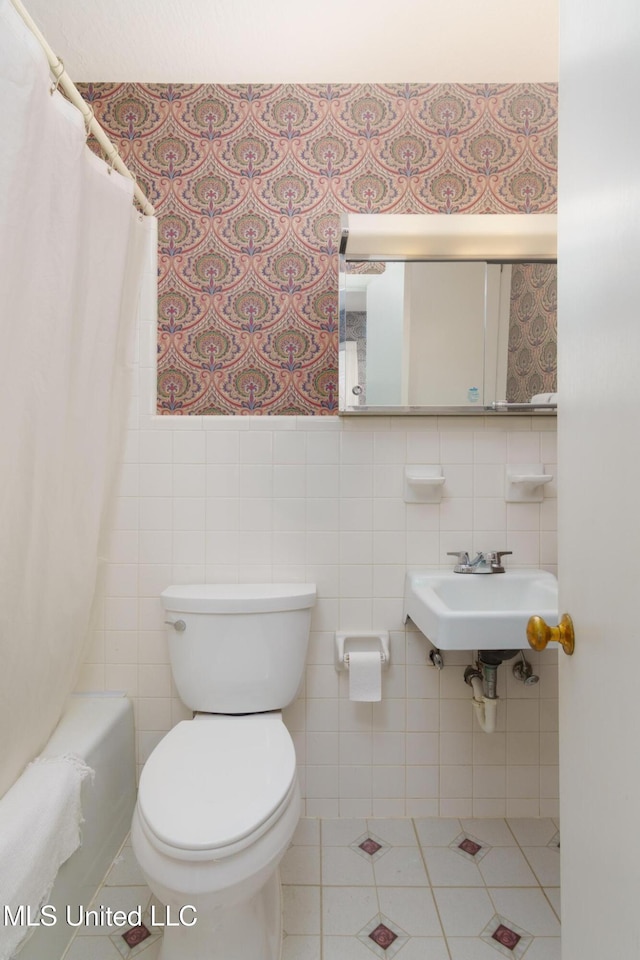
[137,715,296,853]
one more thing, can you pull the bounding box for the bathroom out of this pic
[0,0,638,958]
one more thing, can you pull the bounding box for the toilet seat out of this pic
[137,714,296,860]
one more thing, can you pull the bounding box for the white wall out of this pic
[79,257,559,818]
[406,263,486,405]
[25,0,559,84]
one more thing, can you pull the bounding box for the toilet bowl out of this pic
[132,713,299,960]
[131,583,316,960]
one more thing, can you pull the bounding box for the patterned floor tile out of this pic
[110,903,162,958]
[62,816,561,960]
[450,832,491,863]
[351,830,390,862]
[480,914,532,959]
[356,914,409,959]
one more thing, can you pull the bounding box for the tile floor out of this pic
[62,817,560,960]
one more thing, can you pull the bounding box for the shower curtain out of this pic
[0,1,155,798]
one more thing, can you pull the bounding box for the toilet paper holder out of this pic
[335,631,390,671]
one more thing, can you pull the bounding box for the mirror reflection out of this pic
[340,259,557,411]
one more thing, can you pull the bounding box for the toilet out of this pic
[131,582,316,960]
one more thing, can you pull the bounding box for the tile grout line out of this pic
[410,816,455,960]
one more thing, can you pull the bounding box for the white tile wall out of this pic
[77,266,559,818]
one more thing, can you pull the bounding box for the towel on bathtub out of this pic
[0,753,93,960]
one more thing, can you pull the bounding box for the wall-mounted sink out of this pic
[403,568,558,650]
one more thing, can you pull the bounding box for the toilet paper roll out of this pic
[348,651,382,702]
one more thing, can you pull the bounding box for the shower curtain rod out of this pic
[10,0,155,216]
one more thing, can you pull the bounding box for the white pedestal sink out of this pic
[403,568,558,650]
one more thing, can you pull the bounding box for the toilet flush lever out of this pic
[164,619,186,633]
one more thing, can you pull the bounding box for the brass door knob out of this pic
[527,613,575,656]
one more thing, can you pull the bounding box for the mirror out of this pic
[341,259,557,409]
[339,214,557,416]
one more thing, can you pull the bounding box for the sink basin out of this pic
[403,568,558,650]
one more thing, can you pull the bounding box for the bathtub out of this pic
[16,693,136,960]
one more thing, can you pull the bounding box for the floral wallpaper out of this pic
[507,263,557,402]
[79,82,557,415]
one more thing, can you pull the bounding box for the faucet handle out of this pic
[447,551,472,573]
[486,550,512,572]
[447,551,470,564]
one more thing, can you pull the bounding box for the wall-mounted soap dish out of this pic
[403,465,445,503]
[505,463,553,502]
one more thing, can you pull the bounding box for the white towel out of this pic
[530,392,558,405]
[0,754,93,960]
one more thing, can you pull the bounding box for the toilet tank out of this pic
[160,583,316,713]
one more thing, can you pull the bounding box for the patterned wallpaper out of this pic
[79,83,557,415]
[507,263,557,402]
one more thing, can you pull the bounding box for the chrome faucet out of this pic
[447,551,512,574]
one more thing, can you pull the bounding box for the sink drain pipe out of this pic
[464,665,498,734]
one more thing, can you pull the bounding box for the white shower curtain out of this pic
[0,1,155,798]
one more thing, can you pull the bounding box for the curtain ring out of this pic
[49,57,65,96]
